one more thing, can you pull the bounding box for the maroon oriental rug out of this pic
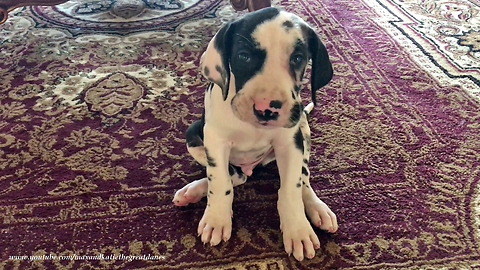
[1,0,480,269]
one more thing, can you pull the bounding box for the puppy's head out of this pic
[201,7,333,128]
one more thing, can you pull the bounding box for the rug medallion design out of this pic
[0,0,479,269]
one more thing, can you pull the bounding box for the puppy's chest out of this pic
[230,144,272,163]
[228,134,273,170]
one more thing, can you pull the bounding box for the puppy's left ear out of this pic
[307,28,333,106]
[200,22,234,100]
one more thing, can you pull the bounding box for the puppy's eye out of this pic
[290,54,304,66]
[238,52,251,63]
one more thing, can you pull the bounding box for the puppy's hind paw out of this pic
[172,178,208,206]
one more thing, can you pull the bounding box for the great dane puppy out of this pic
[173,7,338,261]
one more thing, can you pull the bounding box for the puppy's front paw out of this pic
[198,206,233,246]
[281,219,320,261]
[304,198,338,233]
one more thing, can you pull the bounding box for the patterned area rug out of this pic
[0,0,479,269]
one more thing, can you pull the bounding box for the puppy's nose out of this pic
[253,100,283,122]
[254,100,283,111]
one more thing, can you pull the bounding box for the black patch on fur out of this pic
[205,148,216,167]
[307,27,333,105]
[303,159,309,164]
[212,21,235,100]
[209,190,213,195]
[289,103,303,125]
[225,190,231,195]
[291,90,296,100]
[294,85,301,93]
[300,67,306,81]
[206,82,214,92]
[300,24,310,39]
[283,20,294,29]
[186,112,205,147]
[215,65,227,85]
[234,165,243,177]
[231,43,266,93]
[302,181,306,185]
[238,7,281,33]
[208,174,212,181]
[302,166,309,176]
[204,66,210,77]
[296,183,302,188]
[228,8,281,92]
[228,164,243,177]
[294,128,304,154]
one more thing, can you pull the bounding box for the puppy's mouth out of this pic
[253,105,280,122]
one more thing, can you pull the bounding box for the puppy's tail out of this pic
[303,102,315,115]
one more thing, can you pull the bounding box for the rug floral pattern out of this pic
[0,0,479,269]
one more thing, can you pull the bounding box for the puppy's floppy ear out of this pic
[307,28,333,106]
[200,22,234,100]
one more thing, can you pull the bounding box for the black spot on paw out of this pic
[225,190,231,195]
[209,190,213,195]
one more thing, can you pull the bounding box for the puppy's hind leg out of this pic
[173,119,208,206]
[173,119,248,206]
[173,164,248,206]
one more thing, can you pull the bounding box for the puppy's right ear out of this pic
[200,22,234,101]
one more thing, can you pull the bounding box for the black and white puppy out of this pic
[173,7,338,261]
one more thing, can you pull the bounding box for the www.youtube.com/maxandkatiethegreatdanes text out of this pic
[9,254,166,262]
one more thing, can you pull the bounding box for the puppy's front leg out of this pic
[198,124,234,246]
[274,129,320,261]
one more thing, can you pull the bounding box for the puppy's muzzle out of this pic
[253,100,283,123]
